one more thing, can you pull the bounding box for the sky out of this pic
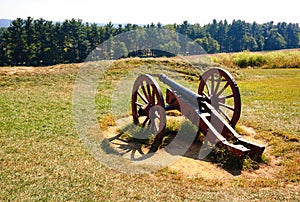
[0,0,299,25]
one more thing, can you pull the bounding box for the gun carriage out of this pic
[131,68,265,157]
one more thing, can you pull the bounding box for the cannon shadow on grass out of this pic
[100,117,264,175]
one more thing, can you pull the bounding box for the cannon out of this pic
[131,68,265,158]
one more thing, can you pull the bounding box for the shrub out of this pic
[211,50,300,68]
[232,51,267,68]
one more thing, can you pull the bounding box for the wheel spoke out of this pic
[205,82,211,96]
[141,85,149,101]
[136,147,145,155]
[137,91,148,104]
[135,102,144,107]
[218,94,234,101]
[218,108,231,122]
[154,94,157,105]
[216,81,229,96]
[225,94,234,99]
[146,84,152,103]
[202,91,209,98]
[151,88,156,104]
[142,117,149,127]
[211,74,215,94]
[219,102,235,111]
[214,74,221,95]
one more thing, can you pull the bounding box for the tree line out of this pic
[0,17,299,66]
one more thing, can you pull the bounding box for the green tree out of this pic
[159,40,181,55]
[176,21,190,54]
[286,23,299,48]
[33,18,56,65]
[60,19,88,63]
[216,20,229,52]
[177,20,190,36]
[194,36,220,53]
[0,28,10,65]
[265,29,287,50]
[22,17,36,65]
[207,19,218,40]
[227,20,248,52]
[0,27,6,37]
[86,23,101,51]
[6,18,25,65]
[187,23,206,40]
[251,22,264,51]
[241,35,258,51]
[113,40,128,58]
[102,22,116,59]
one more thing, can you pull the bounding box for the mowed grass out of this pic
[0,57,299,201]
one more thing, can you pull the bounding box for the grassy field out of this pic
[211,49,300,68]
[0,54,299,201]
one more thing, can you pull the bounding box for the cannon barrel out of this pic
[159,74,202,107]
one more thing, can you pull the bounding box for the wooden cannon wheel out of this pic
[198,68,241,127]
[131,74,166,146]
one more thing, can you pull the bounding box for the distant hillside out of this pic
[0,19,12,27]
